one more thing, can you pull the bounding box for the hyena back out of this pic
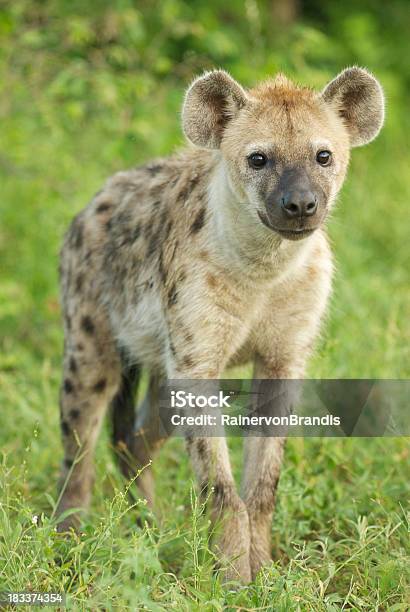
[58,67,384,583]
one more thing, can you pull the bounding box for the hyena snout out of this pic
[261,168,327,239]
[281,189,318,219]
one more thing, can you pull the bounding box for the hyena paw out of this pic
[55,491,89,533]
[220,552,252,586]
[213,500,251,585]
[249,539,273,580]
[56,514,80,533]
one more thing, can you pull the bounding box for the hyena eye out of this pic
[248,152,267,169]
[316,150,332,166]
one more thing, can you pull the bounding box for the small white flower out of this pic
[32,515,38,525]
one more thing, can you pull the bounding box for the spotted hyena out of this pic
[57,67,384,582]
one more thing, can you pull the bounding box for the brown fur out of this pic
[57,68,384,583]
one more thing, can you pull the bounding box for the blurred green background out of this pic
[0,1,409,608]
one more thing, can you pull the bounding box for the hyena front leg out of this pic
[169,366,251,584]
[242,436,285,579]
[57,307,121,531]
[187,433,251,584]
[241,361,300,579]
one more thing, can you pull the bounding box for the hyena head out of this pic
[182,68,384,241]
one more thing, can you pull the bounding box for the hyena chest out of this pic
[111,287,168,370]
[108,261,275,372]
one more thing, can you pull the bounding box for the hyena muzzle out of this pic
[57,67,384,583]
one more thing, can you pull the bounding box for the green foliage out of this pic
[0,1,409,608]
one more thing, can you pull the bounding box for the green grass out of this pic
[1,2,409,609]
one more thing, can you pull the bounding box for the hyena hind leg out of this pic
[57,308,122,532]
[112,373,170,510]
[111,363,141,480]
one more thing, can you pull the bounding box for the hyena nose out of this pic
[281,191,318,218]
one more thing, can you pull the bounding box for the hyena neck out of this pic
[205,155,318,282]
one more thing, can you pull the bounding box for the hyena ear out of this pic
[322,67,385,147]
[182,70,248,148]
